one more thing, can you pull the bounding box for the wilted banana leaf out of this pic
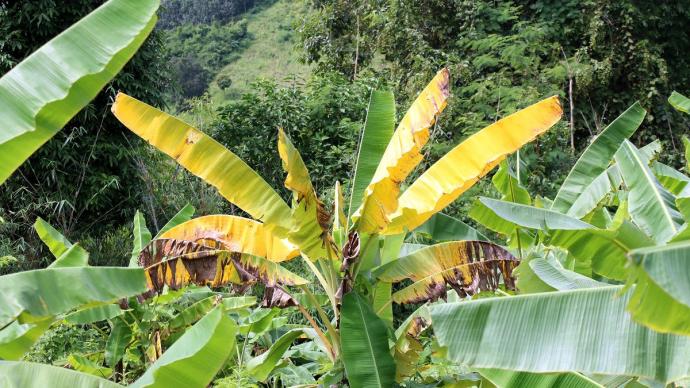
[0,361,122,388]
[476,198,654,280]
[140,240,307,293]
[340,292,396,388]
[353,69,450,233]
[430,286,690,384]
[130,306,237,388]
[377,241,519,304]
[158,215,298,262]
[669,91,690,114]
[130,210,152,267]
[112,93,292,235]
[386,96,562,234]
[615,140,682,243]
[413,212,488,242]
[246,329,305,381]
[479,369,603,388]
[0,0,159,184]
[348,90,396,217]
[155,203,195,238]
[278,129,336,260]
[551,102,645,213]
[626,242,690,335]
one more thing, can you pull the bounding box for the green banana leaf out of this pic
[105,317,132,367]
[551,102,645,214]
[246,329,305,381]
[64,304,123,325]
[0,0,159,184]
[0,361,122,388]
[652,162,690,196]
[669,91,690,114]
[0,267,144,359]
[348,90,396,218]
[33,217,72,258]
[626,242,690,335]
[49,244,89,268]
[0,267,145,327]
[340,292,396,388]
[528,257,606,291]
[430,286,690,384]
[477,198,654,280]
[129,210,152,267]
[566,140,660,219]
[479,368,603,388]
[413,212,488,242]
[155,204,195,238]
[615,140,682,243]
[130,306,237,388]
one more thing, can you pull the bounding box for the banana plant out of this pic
[436,95,690,386]
[113,67,562,386]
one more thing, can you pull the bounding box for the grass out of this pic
[208,0,312,103]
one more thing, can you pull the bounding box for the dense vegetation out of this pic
[1,0,690,387]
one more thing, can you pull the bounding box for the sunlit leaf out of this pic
[0,0,159,184]
[431,286,690,384]
[387,96,562,234]
[353,69,450,233]
[627,242,690,335]
[551,102,645,213]
[0,361,122,388]
[615,140,682,243]
[348,90,396,217]
[112,93,292,235]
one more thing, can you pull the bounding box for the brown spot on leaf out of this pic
[261,286,297,308]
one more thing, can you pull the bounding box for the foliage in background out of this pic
[157,0,260,29]
[0,0,171,269]
[299,0,690,194]
[213,73,383,199]
[165,20,249,100]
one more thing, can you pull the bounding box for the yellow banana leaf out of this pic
[112,93,291,235]
[352,69,451,234]
[158,215,299,262]
[278,129,336,260]
[334,181,347,230]
[386,96,562,234]
[377,241,519,304]
[140,240,307,293]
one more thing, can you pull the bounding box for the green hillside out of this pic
[207,0,311,102]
